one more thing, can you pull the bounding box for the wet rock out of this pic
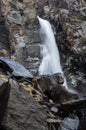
[54,3,86,93]
[58,114,79,130]
[34,73,78,103]
[34,73,64,92]
[0,57,33,78]
[2,85,48,130]
[46,86,78,103]
[60,97,86,111]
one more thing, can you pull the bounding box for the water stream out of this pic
[37,16,68,89]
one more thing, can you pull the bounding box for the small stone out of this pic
[58,114,79,130]
[51,106,59,113]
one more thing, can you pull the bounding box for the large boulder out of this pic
[33,73,78,103]
[2,84,48,130]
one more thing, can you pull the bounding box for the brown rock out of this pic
[33,73,64,92]
[33,73,78,103]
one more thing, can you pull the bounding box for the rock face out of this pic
[1,0,40,75]
[2,86,48,130]
[54,0,86,94]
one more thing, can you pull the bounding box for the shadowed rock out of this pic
[33,73,64,91]
[0,15,10,56]
[0,78,10,126]
[33,73,79,103]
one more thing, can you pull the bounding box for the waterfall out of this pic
[37,16,68,88]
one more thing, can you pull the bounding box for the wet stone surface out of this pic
[33,73,79,103]
[0,57,33,78]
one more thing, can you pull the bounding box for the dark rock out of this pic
[54,2,86,95]
[0,14,10,56]
[0,79,10,125]
[46,86,78,103]
[78,118,86,130]
[0,57,33,78]
[58,114,79,130]
[34,73,78,103]
[49,0,68,9]
[33,73,64,92]
[18,0,23,3]
[60,97,86,111]
[2,85,48,130]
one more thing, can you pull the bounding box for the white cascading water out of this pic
[37,16,68,89]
